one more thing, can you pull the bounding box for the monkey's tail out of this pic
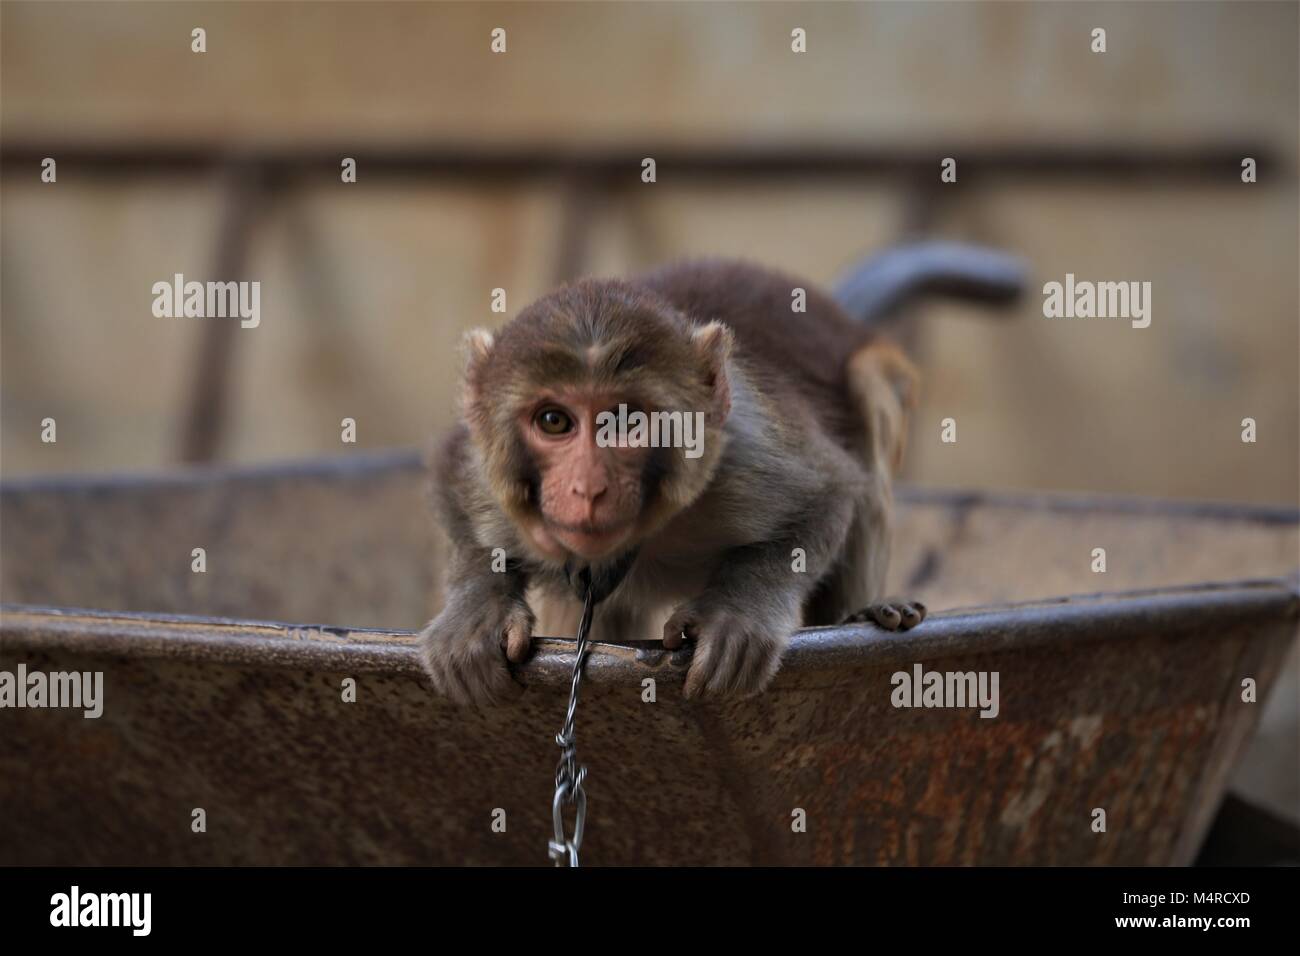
[832,241,1026,325]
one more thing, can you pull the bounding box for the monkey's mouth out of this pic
[544,517,637,559]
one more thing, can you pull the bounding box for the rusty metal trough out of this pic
[1,450,1296,865]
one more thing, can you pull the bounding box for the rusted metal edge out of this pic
[2,579,1295,689]
[1170,607,1292,865]
[0,448,427,492]
[898,486,1300,526]
[2,448,1297,525]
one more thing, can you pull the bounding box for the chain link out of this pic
[548,575,596,867]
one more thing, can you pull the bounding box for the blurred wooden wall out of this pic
[2,0,1296,507]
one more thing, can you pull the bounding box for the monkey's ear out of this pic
[690,321,733,424]
[848,341,919,474]
[460,327,496,406]
[462,328,495,371]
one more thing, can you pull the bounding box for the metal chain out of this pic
[548,576,596,867]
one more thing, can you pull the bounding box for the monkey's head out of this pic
[460,279,733,566]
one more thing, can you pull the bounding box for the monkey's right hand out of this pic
[661,597,797,700]
[417,594,535,706]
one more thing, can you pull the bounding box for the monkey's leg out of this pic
[802,472,887,625]
[823,341,926,633]
[804,493,926,631]
[802,479,926,633]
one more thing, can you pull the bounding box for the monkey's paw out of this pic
[417,597,535,706]
[842,599,926,631]
[661,601,796,700]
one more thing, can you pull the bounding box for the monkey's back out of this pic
[635,259,874,447]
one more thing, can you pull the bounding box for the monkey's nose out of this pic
[570,480,607,524]
[570,477,608,502]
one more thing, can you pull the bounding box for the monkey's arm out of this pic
[661,452,859,699]
[417,428,535,705]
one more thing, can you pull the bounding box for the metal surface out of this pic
[1,451,1297,865]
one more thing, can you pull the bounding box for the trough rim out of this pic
[2,578,1295,687]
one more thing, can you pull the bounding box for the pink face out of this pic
[521,391,652,561]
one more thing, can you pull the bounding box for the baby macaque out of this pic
[419,257,935,704]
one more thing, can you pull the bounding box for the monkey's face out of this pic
[459,280,734,568]
[517,391,656,561]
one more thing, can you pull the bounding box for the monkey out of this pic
[417,251,1014,705]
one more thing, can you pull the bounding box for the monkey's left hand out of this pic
[661,596,799,699]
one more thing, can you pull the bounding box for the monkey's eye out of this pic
[535,407,574,436]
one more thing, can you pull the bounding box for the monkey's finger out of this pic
[457,640,504,705]
[848,603,903,630]
[503,617,533,664]
[419,642,458,702]
[683,635,723,699]
[704,630,749,697]
[466,639,524,705]
[898,601,927,630]
[877,605,902,629]
[662,609,698,650]
[734,635,781,697]
[483,649,525,701]
[418,623,475,705]
[439,653,479,706]
[475,660,522,707]
[435,666,470,706]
